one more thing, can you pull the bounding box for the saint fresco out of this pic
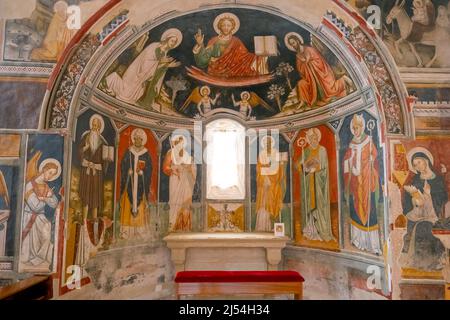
[19,134,64,273]
[293,125,339,250]
[339,113,385,256]
[99,8,355,120]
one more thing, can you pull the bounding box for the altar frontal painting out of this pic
[99,8,355,120]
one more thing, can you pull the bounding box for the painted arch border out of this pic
[38,0,413,140]
[82,3,367,125]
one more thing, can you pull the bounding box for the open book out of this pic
[254,36,278,56]
[102,145,114,162]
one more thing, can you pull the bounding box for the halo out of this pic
[200,86,211,96]
[171,134,186,146]
[284,32,304,52]
[54,1,68,13]
[131,128,147,145]
[260,135,275,149]
[240,91,250,100]
[213,12,240,35]
[305,128,321,144]
[350,114,366,136]
[89,114,105,133]
[160,28,183,48]
[407,147,434,174]
[39,158,62,182]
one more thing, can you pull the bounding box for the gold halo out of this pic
[39,158,62,182]
[160,28,183,48]
[213,12,240,35]
[284,32,304,52]
[305,128,321,144]
[200,86,211,96]
[131,128,147,145]
[407,147,434,174]
[89,114,105,133]
[240,91,250,100]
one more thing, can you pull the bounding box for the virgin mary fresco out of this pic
[104,28,183,107]
[399,147,448,271]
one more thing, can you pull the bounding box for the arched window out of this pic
[205,119,246,200]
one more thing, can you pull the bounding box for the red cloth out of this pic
[175,271,304,283]
[296,46,347,107]
[206,36,263,78]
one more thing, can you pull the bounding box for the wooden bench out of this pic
[0,276,52,300]
[175,271,304,300]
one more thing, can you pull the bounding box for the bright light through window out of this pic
[206,119,245,200]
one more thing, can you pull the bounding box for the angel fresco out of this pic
[187,12,275,87]
[283,32,353,111]
[179,86,221,117]
[104,29,183,108]
[20,152,61,271]
[232,91,274,119]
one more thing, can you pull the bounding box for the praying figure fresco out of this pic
[104,29,183,108]
[19,134,64,273]
[283,32,353,111]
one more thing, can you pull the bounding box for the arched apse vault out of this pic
[39,0,413,137]
[34,0,415,297]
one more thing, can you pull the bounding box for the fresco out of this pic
[65,111,115,279]
[207,203,245,232]
[347,0,450,68]
[0,0,447,300]
[0,134,21,258]
[159,134,202,233]
[390,137,450,278]
[19,133,64,273]
[292,125,340,251]
[0,166,18,257]
[98,8,355,120]
[339,112,385,256]
[3,0,79,62]
[115,126,159,242]
[250,134,291,234]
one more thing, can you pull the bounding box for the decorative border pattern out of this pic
[0,64,54,77]
[49,35,100,128]
[347,27,404,134]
